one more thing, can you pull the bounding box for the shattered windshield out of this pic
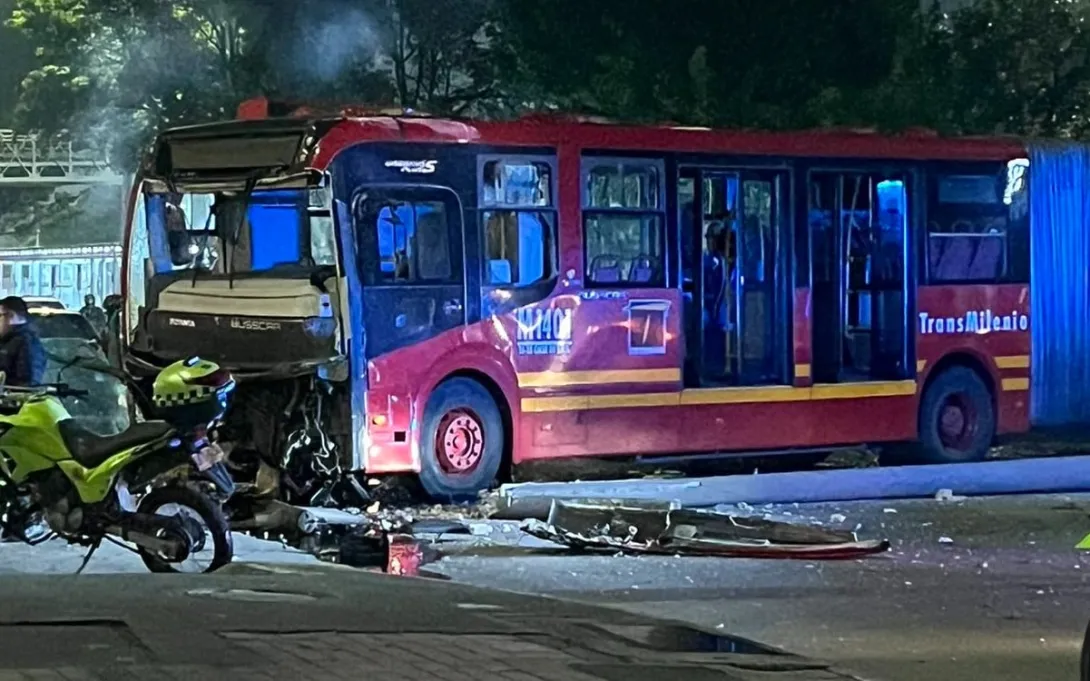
[143,188,336,275]
[32,313,130,436]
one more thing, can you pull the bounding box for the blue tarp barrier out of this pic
[1029,144,1090,425]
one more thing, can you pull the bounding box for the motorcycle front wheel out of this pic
[136,485,233,574]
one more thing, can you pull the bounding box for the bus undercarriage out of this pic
[123,346,379,543]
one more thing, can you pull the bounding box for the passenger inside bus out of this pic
[702,220,736,378]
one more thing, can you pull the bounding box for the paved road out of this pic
[0,562,859,680]
[436,494,1090,681]
[2,493,1087,679]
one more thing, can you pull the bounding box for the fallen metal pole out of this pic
[500,455,1090,507]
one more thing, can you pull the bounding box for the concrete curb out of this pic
[500,455,1090,507]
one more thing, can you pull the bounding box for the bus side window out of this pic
[581,157,666,287]
[479,157,558,288]
[926,161,1028,284]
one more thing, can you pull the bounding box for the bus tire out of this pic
[418,377,504,502]
[912,366,996,464]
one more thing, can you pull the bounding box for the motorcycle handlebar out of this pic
[0,383,90,399]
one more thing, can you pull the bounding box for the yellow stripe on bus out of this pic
[521,380,918,413]
[995,355,1030,369]
[522,355,1029,390]
[1001,377,1029,391]
[517,368,680,388]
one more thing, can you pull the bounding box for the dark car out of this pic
[30,308,130,436]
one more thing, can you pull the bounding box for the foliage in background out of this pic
[4,0,1090,244]
[8,0,1090,156]
[4,0,499,165]
[0,187,119,247]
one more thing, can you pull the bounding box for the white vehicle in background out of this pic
[24,296,66,310]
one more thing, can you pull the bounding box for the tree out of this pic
[938,0,1090,137]
[372,0,498,115]
[6,0,288,165]
[0,185,121,248]
[6,0,502,169]
[10,0,1090,165]
[0,0,33,126]
[492,0,920,129]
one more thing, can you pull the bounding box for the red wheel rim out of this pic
[435,409,485,474]
[938,392,978,453]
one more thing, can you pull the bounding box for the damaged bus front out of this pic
[124,117,365,512]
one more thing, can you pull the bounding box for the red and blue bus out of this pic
[121,98,1031,501]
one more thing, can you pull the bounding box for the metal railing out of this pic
[0,130,122,185]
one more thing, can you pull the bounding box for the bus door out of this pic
[679,167,789,386]
[352,185,467,358]
[806,170,911,383]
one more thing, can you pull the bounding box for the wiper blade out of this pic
[227,175,259,290]
[188,172,263,289]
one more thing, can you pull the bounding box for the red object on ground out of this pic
[385,534,423,576]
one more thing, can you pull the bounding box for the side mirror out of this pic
[103,295,123,315]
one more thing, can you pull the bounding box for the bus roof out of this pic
[170,96,1030,176]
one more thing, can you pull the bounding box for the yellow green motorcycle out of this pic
[0,356,236,573]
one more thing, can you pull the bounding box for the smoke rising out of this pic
[279,8,383,87]
[54,1,389,173]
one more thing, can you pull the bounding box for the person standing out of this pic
[80,294,108,338]
[0,296,46,386]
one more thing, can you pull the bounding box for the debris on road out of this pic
[338,527,443,576]
[520,500,890,560]
[935,489,967,502]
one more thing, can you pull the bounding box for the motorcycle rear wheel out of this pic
[136,485,233,573]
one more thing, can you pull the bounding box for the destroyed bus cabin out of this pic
[120,97,1042,502]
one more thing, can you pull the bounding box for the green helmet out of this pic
[151,357,235,409]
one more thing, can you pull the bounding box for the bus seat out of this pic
[966,235,1003,280]
[488,259,513,285]
[928,237,944,274]
[933,236,974,281]
[590,255,622,283]
[628,256,655,283]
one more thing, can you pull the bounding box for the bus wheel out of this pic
[915,366,996,464]
[418,377,504,502]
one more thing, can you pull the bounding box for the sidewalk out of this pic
[0,561,863,681]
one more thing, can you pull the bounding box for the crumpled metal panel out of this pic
[521,500,888,560]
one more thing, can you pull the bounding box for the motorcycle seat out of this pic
[58,420,175,469]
